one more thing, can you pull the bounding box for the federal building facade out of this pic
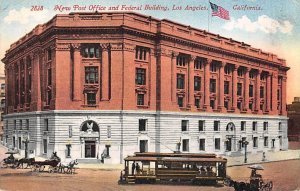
[2,12,289,163]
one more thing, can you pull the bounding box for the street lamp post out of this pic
[239,139,249,163]
[22,133,30,159]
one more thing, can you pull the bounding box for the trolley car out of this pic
[120,152,227,185]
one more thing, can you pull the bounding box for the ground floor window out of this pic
[215,138,220,150]
[18,137,22,149]
[264,137,268,147]
[43,139,48,154]
[139,140,148,153]
[253,137,258,148]
[199,139,205,151]
[66,144,71,158]
[13,136,16,148]
[182,139,189,152]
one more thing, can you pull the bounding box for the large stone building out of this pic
[2,12,289,163]
[0,74,5,144]
[287,97,300,141]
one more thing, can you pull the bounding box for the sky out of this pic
[0,0,299,104]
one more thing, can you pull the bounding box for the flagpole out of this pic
[207,0,210,32]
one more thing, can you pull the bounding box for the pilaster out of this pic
[203,58,212,112]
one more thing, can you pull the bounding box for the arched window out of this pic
[81,120,99,132]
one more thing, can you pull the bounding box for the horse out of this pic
[16,158,35,169]
[65,159,78,174]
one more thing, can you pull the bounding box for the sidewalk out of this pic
[227,149,300,167]
[1,144,300,169]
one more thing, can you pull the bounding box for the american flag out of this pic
[209,2,230,20]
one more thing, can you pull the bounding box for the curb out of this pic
[227,158,300,167]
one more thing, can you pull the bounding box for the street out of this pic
[0,159,300,191]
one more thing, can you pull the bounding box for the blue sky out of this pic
[0,0,299,103]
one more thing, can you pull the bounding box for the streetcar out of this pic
[119,152,227,185]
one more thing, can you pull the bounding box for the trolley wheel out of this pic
[31,164,39,172]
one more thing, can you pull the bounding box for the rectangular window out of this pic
[136,68,146,85]
[252,122,257,132]
[263,122,268,131]
[66,145,71,158]
[135,46,149,61]
[253,137,258,148]
[69,125,72,138]
[44,119,49,131]
[182,139,189,152]
[224,100,229,110]
[137,94,144,106]
[13,137,16,148]
[194,76,201,91]
[199,139,205,151]
[210,63,217,72]
[249,103,253,110]
[18,137,22,149]
[277,89,280,101]
[241,121,246,131]
[139,140,148,153]
[47,90,52,106]
[215,138,220,150]
[178,97,183,107]
[224,81,229,94]
[85,67,99,84]
[82,44,100,58]
[237,83,242,96]
[260,103,264,111]
[279,122,282,131]
[249,85,254,97]
[264,137,268,147]
[194,59,203,70]
[87,93,96,105]
[199,120,204,131]
[177,74,185,89]
[181,120,188,131]
[107,126,111,138]
[210,79,216,93]
[43,139,48,154]
[47,68,52,86]
[26,119,29,130]
[139,119,147,131]
[195,98,200,108]
[214,121,220,131]
[47,49,52,61]
[237,101,242,110]
[260,86,264,98]
[14,120,16,130]
[210,99,215,109]
[176,55,188,67]
[19,120,22,130]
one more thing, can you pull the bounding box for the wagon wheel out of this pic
[22,162,29,169]
[31,164,39,172]
[0,160,7,168]
[48,166,54,173]
[39,165,45,172]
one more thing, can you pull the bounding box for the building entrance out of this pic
[85,141,96,158]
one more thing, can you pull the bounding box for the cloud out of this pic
[223,15,293,34]
[3,7,50,25]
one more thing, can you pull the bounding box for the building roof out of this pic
[2,12,288,70]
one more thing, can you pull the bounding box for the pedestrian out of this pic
[262,152,266,161]
[136,163,140,175]
[132,162,136,175]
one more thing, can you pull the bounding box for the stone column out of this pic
[244,67,250,112]
[266,72,271,112]
[31,53,41,110]
[204,59,212,112]
[255,69,261,113]
[188,56,195,109]
[101,43,111,101]
[72,43,81,101]
[281,76,287,115]
[171,52,178,104]
[218,61,225,112]
[271,72,278,115]
[231,65,238,111]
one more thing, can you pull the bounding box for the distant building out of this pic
[0,74,5,144]
[2,12,289,164]
[288,97,300,141]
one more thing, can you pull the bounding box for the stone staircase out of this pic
[76,158,102,164]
